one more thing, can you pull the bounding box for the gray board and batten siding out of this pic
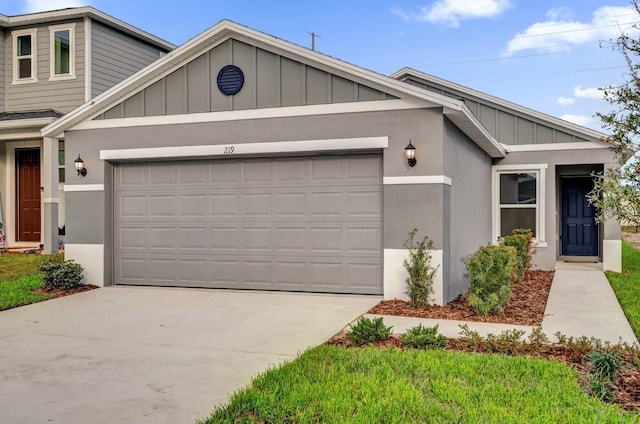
[0,30,5,112]
[95,38,397,119]
[401,77,591,146]
[91,20,169,98]
[113,155,383,294]
[6,20,85,114]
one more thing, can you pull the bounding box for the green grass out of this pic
[607,240,640,338]
[0,253,63,310]
[203,346,634,423]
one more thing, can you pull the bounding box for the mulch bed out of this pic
[328,269,640,411]
[35,284,99,298]
[368,270,555,326]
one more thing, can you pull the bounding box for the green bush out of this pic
[400,324,448,350]
[349,316,392,346]
[38,259,84,291]
[464,245,516,316]
[586,351,622,381]
[500,235,527,282]
[403,228,439,308]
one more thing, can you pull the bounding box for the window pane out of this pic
[58,141,65,166]
[500,173,536,204]
[17,35,31,56]
[54,30,70,75]
[500,208,536,237]
[58,167,65,183]
[18,58,31,79]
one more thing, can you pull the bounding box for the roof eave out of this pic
[1,7,175,51]
[393,67,607,142]
[444,105,506,158]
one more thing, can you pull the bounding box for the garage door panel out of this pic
[114,155,382,294]
[150,164,176,184]
[149,195,176,217]
[275,193,306,216]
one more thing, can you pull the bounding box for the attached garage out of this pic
[113,154,383,294]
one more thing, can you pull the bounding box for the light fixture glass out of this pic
[404,140,416,167]
[74,154,87,177]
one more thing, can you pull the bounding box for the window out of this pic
[13,29,37,83]
[49,24,75,80]
[492,164,547,245]
[58,140,65,183]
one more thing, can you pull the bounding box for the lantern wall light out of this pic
[74,154,87,177]
[404,140,416,167]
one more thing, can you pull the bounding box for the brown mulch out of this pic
[35,284,99,298]
[368,270,554,326]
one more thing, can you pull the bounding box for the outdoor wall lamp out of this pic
[405,140,417,167]
[74,154,87,177]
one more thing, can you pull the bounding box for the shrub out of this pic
[403,229,439,308]
[38,259,84,291]
[500,235,527,282]
[348,316,392,346]
[400,324,448,350]
[510,228,534,271]
[586,351,622,381]
[463,245,516,316]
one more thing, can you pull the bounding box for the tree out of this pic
[587,0,640,228]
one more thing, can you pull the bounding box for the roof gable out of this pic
[393,67,605,144]
[42,20,505,158]
[96,38,398,120]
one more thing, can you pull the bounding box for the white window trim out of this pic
[492,164,547,247]
[49,23,76,81]
[12,28,37,85]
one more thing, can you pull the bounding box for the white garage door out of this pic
[113,154,383,294]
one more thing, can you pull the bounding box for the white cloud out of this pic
[573,85,604,100]
[505,6,634,55]
[557,97,575,106]
[23,0,87,13]
[393,0,512,27]
[560,113,592,126]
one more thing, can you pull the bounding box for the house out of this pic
[0,7,175,253]
[42,20,621,305]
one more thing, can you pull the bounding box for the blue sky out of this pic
[1,0,637,131]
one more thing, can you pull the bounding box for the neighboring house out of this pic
[0,7,174,252]
[42,20,621,305]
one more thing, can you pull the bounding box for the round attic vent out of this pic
[216,65,244,96]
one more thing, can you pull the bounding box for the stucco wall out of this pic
[65,109,448,284]
[443,118,493,302]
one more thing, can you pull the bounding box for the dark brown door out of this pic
[16,148,41,242]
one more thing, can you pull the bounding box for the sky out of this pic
[0,0,638,132]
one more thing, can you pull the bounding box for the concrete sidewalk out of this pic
[543,262,637,344]
[366,263,637,345]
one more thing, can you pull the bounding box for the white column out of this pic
[42,137,59,254]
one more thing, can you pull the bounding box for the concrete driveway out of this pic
[0,287,379,423]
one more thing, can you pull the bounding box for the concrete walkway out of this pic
[367,262,637,345]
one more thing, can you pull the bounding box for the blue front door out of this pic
[562,179,598,256]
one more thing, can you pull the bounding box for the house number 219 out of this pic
[224,146,235,154]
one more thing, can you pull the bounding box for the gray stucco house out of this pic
[43,20,621,305]
[0,7,174,253]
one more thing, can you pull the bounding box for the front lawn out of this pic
[607,240,640,338]
[0,253,62,310]
[204,346,633,423]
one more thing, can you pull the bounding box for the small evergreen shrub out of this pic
[400,324,448,350]
[403,228,439,308]
[511,228,534,270]
[463,245,516,316]
[38,259,84,291]
[586,351,622,381]
[348,316,392,346]
[500,235,527,282]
